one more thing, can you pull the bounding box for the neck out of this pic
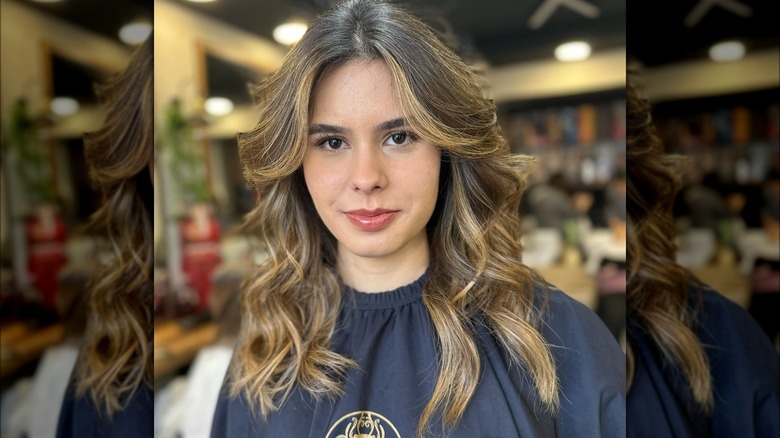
[337,233,430,293]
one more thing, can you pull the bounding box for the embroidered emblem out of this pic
[325,411,401,438]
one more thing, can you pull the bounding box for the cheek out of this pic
[402,150,441,205]
[422,149,442,195]
[302,155,321,203]
[303,156,342,205]
[426,168,441,207]
[418,167,439,197]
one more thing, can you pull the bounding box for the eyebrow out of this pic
[308,117,407,136]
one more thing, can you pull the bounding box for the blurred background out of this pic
[629,0,779,350]
[3,0,775,435]
[151,1,625,435]
[0,0,151,436]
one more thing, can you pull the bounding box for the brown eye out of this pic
[386,131,414,146]
[317,137,345,150]
[327,138,343,149]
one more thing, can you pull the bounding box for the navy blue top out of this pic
[55,381,153,438]
[627,288,780,437]
[211,272,625,437]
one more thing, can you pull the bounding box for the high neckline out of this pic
[343,269,430,310]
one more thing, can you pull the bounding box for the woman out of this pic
[56,34,154,437]
[625,77,779,437]
[213,1,624,436]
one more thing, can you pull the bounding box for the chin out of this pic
[339,238,399,259]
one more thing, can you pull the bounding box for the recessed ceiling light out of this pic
[50,97,79,116]
[554,41,591,62]
[709,41,745,62]
[273,22,308,46]
[119,21,152,45]
[204,97,234,116]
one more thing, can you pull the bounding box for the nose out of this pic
[349,145,387,194]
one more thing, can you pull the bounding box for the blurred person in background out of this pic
[524,172,578,233]
[521,172,583,269]
[55,34,154,438]
[626,76,779,437]
[681,172,730,236]
[591,172,627,342]
[746,169,780,346]
[212,1,625,437]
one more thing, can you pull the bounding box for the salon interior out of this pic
[1,0,152,435]
[0,0,776,436]
[150,4,628,432]
[629,0,779,350]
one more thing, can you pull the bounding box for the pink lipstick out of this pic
[344,209,399,231]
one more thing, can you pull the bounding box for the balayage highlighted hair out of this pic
[74,35,153,417]
[626,76,713,412]
[231,0,558,434]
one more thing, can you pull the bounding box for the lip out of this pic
[344,209,399,231]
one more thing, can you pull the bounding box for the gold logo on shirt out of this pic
[325,411,401,438]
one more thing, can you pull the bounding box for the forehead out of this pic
[309,59,403,124]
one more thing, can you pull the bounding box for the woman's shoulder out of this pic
[543,283,593,308]
[691,285,776,354]
[535,283,623,354]
[530,283,627,437]
[529,282,625,379]
[56,383,153,438]
[695,284,750,313]
[689,285,779,385]
[694,285,764,330]
[629,282,780,436]
[535,283,618,345]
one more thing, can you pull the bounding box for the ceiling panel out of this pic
[12,0,152,45]
[176,0,626,67]
[628,0,778,67]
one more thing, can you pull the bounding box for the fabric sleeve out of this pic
[543,289,627,438]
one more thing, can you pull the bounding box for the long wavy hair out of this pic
[230,0,558,435]
[626,76,713,412]
[73,34,154,417]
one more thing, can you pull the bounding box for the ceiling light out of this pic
[709,41,745,62]
[273,22,308,46]
[555,41,591,62]
[204,97,234,116]
[50,97,79,116]
[119,22,152,45]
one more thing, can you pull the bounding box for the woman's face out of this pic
[303,59,441,265]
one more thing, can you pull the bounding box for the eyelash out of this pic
[312,135,345,151]
[312,131,418,151]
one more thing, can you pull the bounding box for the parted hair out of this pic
[626,76,713,412]
[231,1,558,435]
[74,34,153,417]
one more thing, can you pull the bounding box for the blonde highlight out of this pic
[231,1,558,435]
[73,35,154,417]
[626,77,713,413]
